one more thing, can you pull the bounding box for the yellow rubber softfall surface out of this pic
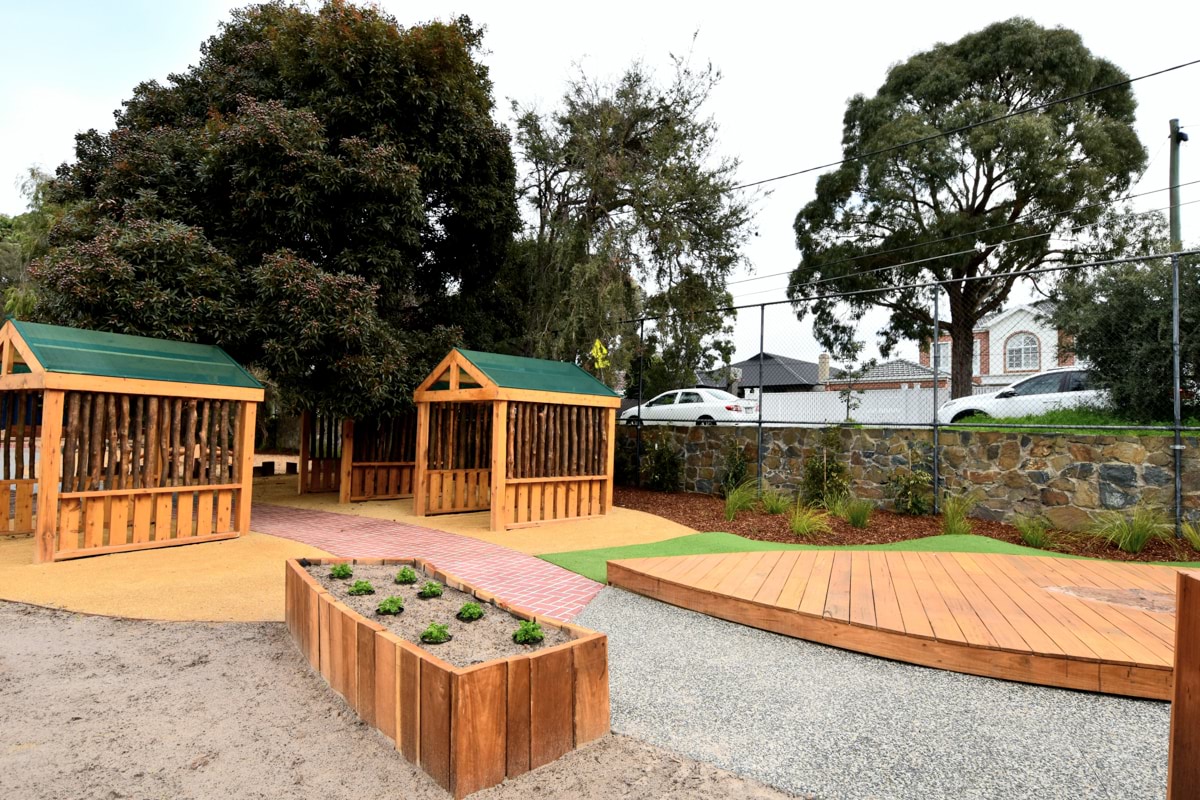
[254,475,695,554]
[0,532,331,622]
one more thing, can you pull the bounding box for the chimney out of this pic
[817,352,830,384]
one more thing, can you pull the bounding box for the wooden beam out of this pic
[235,400,257,535]
[492,388,620,408]
[1169,570,1200,798]
[39,372,264,402]
[34,390,65,563]
[413,403,430,517]
[298,410,312,495]
[413,386,499,404]
[4,323,44,373]
[604,408,616,515]
[0,373,46,392]
[339,418,354,505]
[490,401,507,531]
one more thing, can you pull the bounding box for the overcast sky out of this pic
[2,1,1196,366]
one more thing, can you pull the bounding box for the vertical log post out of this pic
[235,400,258,536]
[413,403,430,517]
[604,408,616,513]
[34,390,65,563]
[339,418,354,504]
[298,409,311,494]
[490,401,508,531]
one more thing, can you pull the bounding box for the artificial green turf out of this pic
[539,531,1200,584]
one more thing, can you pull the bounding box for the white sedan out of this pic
[621,388,758,426]
[939,368,1105,423]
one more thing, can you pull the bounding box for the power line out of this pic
[730,57,1200,192]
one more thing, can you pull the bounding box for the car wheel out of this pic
[625,416,642,427]
[696,415,715,427]
[950,410,984,423]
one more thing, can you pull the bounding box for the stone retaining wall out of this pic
[620,425,1199,530]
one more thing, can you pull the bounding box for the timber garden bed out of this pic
[284,557,609,799]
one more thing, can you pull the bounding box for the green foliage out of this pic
[512,620,545,645]
[788,18,1146,400]
[839,498,874,529]
[885,445,933,515]
[800,428,849,506]
[613,438,640,486]
[34,2,518,418]
[1013,515,1053,549]
[1052,254,1199,423]
[376,596,405,615]
[395,566,418,585]
[1089,505,1171,554]
[641,429,683,492]
[420,623,452,644]
[347,580,376,596]
[456,602,484,622]
[510,57,752,380]
[1182,521,1200,553]
[329,563,353,580]
[951,407,1200,435]
[417,581,444,599]
[719,438,749,497]
[724,479,758,521]
[940,491,979,536]
[759,485,792,515]
[789,505,832,539]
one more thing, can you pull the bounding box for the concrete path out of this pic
[251,503,603,620]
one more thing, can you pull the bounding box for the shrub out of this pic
[512,619,545,644]
[329,563,353,580]
[759,485,792,515]
[800,427,849,506]
[456,602,484,622]
[417,581,444,599]
[842,498,873,529]
[376,596,405,615]
[1090,505,1171,554]
[613,438,639,486]
[789,505,832,539]
[420,622,451,644]
[719,438,749,497]
[940,491,979,536]
[347,579,375,596]
[641,429,683,492]
[395,566,418,584]
[724,478,758,521]
[1183,520,1200,553]
[1013,515,1052,549]
[885,445,933,515]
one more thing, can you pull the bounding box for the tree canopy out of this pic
[35,1,517,417]
[508,58,752,393]
[788,18,1146,397]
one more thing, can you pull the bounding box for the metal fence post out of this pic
[931,284,941,515]
[757,304,765,491]
[1172,252,1184,538]
[636,318,645,487]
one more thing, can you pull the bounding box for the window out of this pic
[678,392,703,404]
[932,339,981,375]
[1005,333,1040,371]
[1011,373,1063,396]
[704,389,740,402]
[646,392,676,407]
[1064,371,1090,392]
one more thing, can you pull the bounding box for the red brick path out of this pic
[251,504,603,621]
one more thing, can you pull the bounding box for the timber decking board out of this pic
[608,550,1182,700]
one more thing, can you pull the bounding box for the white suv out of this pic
[939,368,1104,423]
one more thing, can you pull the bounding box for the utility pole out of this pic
[1169,118,1187,538]
[1170,118,1188,249]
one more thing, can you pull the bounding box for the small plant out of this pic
[347,579,375,596]
[800,427,849,507]
[329,563,353,580]
[842,498,874,529]
[724,478,758,521]
[719,438,749,497]
[417,580,444,599]
[456,602,484,622]
[885,454,933,515]
[512,619,545,645]
[395,566,418,585]
[1013,515,1053,549]
[1183,520,1200,553]
[419,622,452,644]
[759,485,792,515]
[940,490,979,536]
[789,504,832,539]
[641,429,683,492]
[376,596,405,615]
[1090,505,1171,554]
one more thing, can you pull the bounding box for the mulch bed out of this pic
[614,486,1192,564]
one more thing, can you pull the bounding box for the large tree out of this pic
[788,18,1146,398]
[34,1,517,416]
[508,57,751,388]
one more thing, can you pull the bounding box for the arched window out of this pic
[1005,332,1040,372]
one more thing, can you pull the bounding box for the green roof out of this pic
[456,349,617,398]
[13,321,262,390]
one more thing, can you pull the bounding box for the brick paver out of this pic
[251,504,603,620]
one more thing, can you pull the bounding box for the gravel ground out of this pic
[0,601,796,800]
[575,587,1170,800]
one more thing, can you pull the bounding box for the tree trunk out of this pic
[949,322,976,399]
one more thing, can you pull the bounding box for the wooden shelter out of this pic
[0,320,263,563]
[298,410,418,503]
[413,348,621,531]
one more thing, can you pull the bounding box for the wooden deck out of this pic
[607,550,1183,699]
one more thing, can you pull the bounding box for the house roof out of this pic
[976,300,1055,330]
[833,358,948,383]
[699,352,837,388]
[10,320,262,390]
[455,349,618,398]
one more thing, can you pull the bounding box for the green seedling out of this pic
[376,596,405,615]
[512,619,545,645]
[417,581,444,599]
[456,602,484,622]
[420,622,451,644]
[329,563,353,580]
[347,579,375,596]
[395,566,418,584]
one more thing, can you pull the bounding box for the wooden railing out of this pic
[423,468,490,514]
[505,475,607,526]
[348,462,415,501]
[1,478,35,535]
[300,411,342,494]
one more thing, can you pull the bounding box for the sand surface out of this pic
[0,601,798,800]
